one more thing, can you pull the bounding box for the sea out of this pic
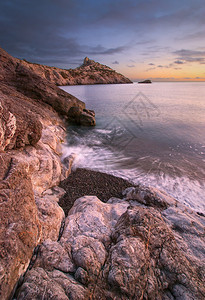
[61,82,205,213]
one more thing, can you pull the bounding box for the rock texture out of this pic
[21,56,133,85]
[17,186,205,299]
[0,47,95,299]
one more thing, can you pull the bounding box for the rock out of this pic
[17,267,88,300]
[67,107,96,126]
[15,62,85,116]
[138,79,152,84]
[33,240,75,273]
[0,46,95,299]
[17,194,205,299]
[0,100,16,151]
[0,88,43,150]
[0,158,41,300]
[123,184,177,209]
[79,109,96,126]
[82,56,96,66]
[61,153,76,181]
[35,193,65,242]
[18,55,133,86]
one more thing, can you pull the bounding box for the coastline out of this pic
[0,47,205,299]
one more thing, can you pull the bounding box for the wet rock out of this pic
[123,184,177,209]
[61,153,76,181]
[67,107,96,126]
[79,109,96,126]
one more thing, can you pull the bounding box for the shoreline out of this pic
[59,167,135,216]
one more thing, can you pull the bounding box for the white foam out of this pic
[62,142,205,213]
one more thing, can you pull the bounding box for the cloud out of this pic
[177,31,205,41]
[174,60,184,64]
[148,63,155,65]
[127,64,135,68]
[0,0,205,70]
[89,45,127,55]
[112,60,119,64]
[157,65,163,68]
[145,67,156,72]
[173,49,205,63]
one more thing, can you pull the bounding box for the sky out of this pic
[0,0,205,81]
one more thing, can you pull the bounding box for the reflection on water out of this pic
[61,82,205,213]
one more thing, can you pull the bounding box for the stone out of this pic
[32,240,75,273]
[17,194,205,299]
[0,100,16,151]
[0,158,41,300]
[61,153,77,181]
[79,109,96,126]
[123,184,177,209]
[67,107,96,126]
[35,194,65,242]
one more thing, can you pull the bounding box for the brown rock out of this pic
[0,46,95,299]
[0,158,41,300]
[67,107,96,126]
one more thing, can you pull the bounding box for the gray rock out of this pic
[17,194,205,299]
[123,184,177,209]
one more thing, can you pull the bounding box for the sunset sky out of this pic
[0,0,205,81]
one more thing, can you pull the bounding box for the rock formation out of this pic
[0,47,95,299]
[20,56,133,85]
[138,79,152,84]
[16,186,205,299]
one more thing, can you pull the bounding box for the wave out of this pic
[62,126,205,214]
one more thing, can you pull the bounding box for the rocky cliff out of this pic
[21,56,133,85]
[0,47,95,299]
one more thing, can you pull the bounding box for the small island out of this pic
[138,79,152,84]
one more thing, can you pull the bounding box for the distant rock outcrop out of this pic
[20,56,133,86]
[138,79,152,84]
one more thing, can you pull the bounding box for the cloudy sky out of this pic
[0,0,205,81]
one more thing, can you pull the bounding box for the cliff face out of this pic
[0,47,95,299]
[21,56,133,85]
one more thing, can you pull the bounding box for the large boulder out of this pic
[67,107,96,126]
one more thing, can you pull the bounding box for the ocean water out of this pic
[61,82,205,213]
